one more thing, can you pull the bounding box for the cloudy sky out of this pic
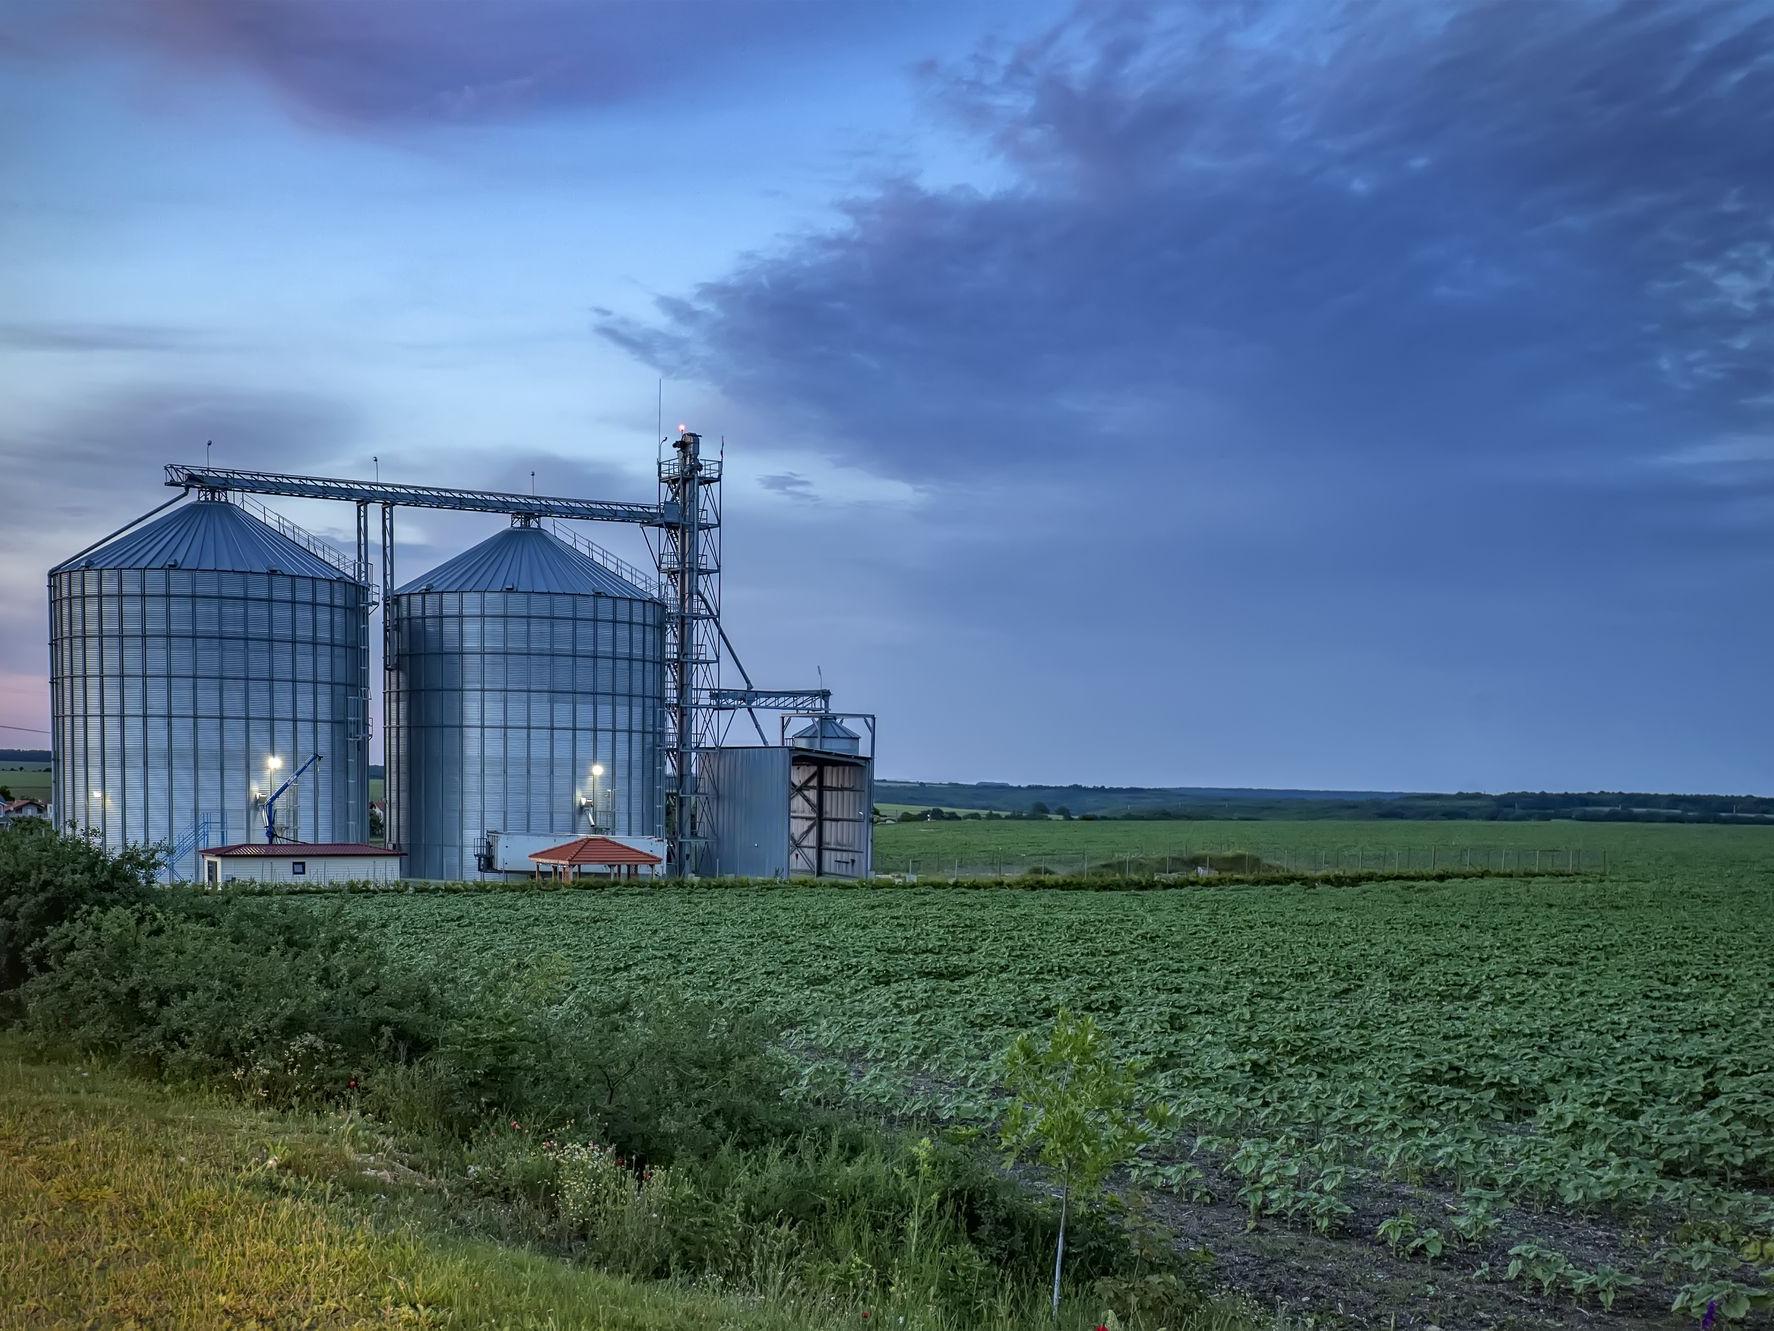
[2,0,1770,793]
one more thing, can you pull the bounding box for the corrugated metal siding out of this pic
[49,543,372,880]
[395,525,654,599]
[386,525,665,881]
[700,747,791,878]
[53,498,349,582]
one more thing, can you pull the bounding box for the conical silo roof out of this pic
[52,498,350,580]
[791,716,862,754]
[397,524,653,598]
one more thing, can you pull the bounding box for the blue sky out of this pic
[2,0,1770,794]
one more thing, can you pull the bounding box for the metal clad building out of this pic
[700,738,873,879]
[49,496,372,878]
[385,518,664,879]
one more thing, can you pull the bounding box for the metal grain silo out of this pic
[48,494,372,878]
[385,517,664,880]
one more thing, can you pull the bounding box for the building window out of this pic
[291,861,306,876]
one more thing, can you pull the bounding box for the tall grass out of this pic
[0,1045,1270,1331]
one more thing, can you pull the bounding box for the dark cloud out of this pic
[34,0,904,129]
[603,1,1774,491]
[6,383,357,515]
[593,0,1774,790]
[758,471,817,501]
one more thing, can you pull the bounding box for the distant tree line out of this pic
[875,783,1774,826]
[880,804,1076,823]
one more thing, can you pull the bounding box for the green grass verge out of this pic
[0,1040,826,1330]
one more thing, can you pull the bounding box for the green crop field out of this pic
[0,763,52,802]
[303,819,1774,1327]
[873,813,1726,868]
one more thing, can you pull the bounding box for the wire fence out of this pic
[878,843,1607,883]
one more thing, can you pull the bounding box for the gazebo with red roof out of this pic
[528,835,663,881]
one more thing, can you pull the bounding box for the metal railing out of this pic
[549,522,663,598]
[225,493,371,583]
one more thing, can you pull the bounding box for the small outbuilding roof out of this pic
[529,835,663,867]
[202,842,403,858]
[790,716,862,754]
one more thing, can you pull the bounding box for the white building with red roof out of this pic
[200,842,403,886]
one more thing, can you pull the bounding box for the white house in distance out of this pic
[0,798,49,825]
[200,842,403,885]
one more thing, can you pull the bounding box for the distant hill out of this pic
[876,781,1399,818]
[0,750,50,763]
[875,781,1774,825]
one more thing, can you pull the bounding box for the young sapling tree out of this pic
[1000,1007,1174,1319]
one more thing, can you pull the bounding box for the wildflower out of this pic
[347,1078,358,1089]
[510,1120,520,1130]
[1703,1300,1719,1330]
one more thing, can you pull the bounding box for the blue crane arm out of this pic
[263,753,323,844]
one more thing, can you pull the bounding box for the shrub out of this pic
[416,980,796,1160]
[686,1128,1155,1312]
[22,897,442,1098]
[0,821,158,992]
[554,1141,704,1277]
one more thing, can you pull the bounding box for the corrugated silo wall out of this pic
[48,565,370,877]
[386,588,665,880]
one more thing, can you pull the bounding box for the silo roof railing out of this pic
[224,494,369,583]
[549,522,662,599]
